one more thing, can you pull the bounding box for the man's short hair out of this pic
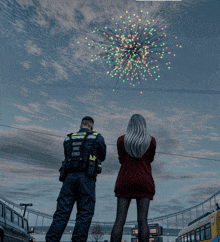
[81,116,94,127]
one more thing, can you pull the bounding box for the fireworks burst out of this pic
[79,10,182,88]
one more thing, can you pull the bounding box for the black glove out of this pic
[59,161,68,182]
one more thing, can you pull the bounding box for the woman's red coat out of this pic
[114,135,156,200]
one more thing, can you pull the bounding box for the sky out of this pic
[0,0,220,225]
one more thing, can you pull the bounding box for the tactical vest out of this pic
[64,131,99,172]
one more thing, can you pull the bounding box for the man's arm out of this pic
[63,138,69,159]
[97,134,106,162]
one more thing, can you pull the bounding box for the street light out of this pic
[19,203,33,217]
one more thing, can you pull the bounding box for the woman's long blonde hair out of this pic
[124,114,152,158]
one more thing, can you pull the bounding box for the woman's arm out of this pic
[117,136,126,164]
[147,137,156,163]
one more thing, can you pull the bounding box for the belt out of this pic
[68,167,86,173]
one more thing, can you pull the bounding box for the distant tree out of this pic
[90,223,105,242]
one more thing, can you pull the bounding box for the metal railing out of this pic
[1,190,219,229]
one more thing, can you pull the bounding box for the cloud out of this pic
[52,61,68,80]
[0,126,64,169]
[150,199,186,215]
[13,102,51,122]
[154,129,182,153]
[14,103,41,114]
[185,150,220,159]
[0,159,60,202]
[181,183,220,206]
[149,181,220,218]
[20,61,31,69]
[101,154,121,175]
[46,99,72,114]
[19,87,31,97]
[13,99,77,121]
[40,59,49,68]
[24,40,43,55]
[3,0,208,83]
[14,115,32,122]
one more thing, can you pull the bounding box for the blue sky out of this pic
[1,0,220,223]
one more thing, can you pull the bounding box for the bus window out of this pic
[200,226,205,241]
[205,223,211,240]
[5,207,12,222]
[14,213,19,225]
[18,216,23,227]
[23,219,28,231]
[0,203,3,217]
[189,233,192,242]
[191,230,194,242]
[187,233,190,242]
[184,234,187,242]
[196,228,200,242]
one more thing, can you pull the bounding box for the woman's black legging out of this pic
[110,197,150,242]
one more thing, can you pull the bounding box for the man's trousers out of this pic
[46,172,96,242]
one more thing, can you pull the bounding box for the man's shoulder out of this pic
[63,131,105,142]
[63,132,81,142]
[64,133,72,142]
[86,131,100,140]
[94,132,105,142]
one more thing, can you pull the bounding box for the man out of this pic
[46,116,106,242]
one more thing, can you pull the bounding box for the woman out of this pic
[110,114,156,242]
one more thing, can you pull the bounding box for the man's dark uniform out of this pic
[46,127,106,242]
